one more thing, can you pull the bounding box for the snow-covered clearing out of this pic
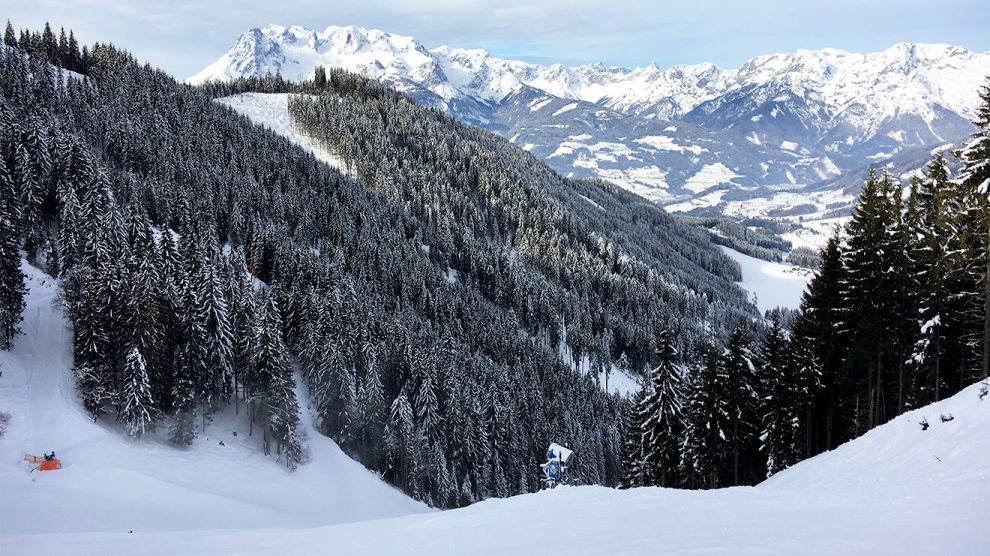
[217,93,350,173]
[552,102,578,117]
[682,163,741,194]
[720,246,812,312]
[0,262,426,539]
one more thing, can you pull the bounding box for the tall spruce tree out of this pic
[759,315,802,477]
[620,384,648,488]
[635,329,684,487]
[680,346,727,488]
[720,324,760,485]
[958,75,990,379]
[120,346,156,438]
[0,157,26,350]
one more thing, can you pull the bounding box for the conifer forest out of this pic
[1,21,988,512]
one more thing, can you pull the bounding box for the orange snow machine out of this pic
[24,453,62,471]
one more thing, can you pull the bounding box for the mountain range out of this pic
[189,24,990,225]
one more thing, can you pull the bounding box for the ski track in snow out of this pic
[216,93,350,173]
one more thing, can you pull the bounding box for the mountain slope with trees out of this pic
[0,23,755,507]
[619,79,990,490]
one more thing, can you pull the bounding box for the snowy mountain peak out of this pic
[190,25,990,209]
[190,25,989,123]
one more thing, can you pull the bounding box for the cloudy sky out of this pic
[6,0,990,79]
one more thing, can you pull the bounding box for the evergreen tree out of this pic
[4,21,16,48]
[120,346,156,438]
[719,324,760,485]
[619,385,647,487]
[0,157,26,349]
[680,346,726,488]
[790,230,842,455]
[958,75,990,380]
[759,315,802,477]
[635,329,684,487]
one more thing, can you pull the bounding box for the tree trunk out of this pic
[867,353,875,431]
[935,328,942,403]
[983,223,989,380]
[897,355,904,416]
[826,391,834,451]
[732,420,739,486]
[876,347,884,425]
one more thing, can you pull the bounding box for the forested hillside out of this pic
[0,25,755,507]
[620,80,990,490]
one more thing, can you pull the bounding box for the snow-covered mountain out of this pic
[190,25,990,231]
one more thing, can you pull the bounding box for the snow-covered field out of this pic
[4,262,988,555]
[720,246,813,312]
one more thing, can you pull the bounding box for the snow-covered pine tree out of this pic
[719,324,760,485]
[957,75,990,380]
[0,156,26,350]
[906,155,953,406]
[636,328,684,487]
[384,385,416,492]
[960,76,990,195]
[759,315,802,477]
[120,346,156,438]
[680,346,727,488]
[253,293,306,468]
[3,22,15,48]
[619,385,648,488]
[355,353,387,467]
[201,254,235,408]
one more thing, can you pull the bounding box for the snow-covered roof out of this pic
[547,443,574,463]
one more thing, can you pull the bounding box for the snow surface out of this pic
[8,325,988,556]
[720,246,812,312]
[0,262,427,539]
[216,93,349,173]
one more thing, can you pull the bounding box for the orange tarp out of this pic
[38,459,62,471]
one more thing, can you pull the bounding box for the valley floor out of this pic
[2,262,988,555]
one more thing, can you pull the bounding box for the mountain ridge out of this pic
[190,24,990,241]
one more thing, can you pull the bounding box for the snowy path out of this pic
[0,263,426,537]
[217,93,350,173]
[720,246,813,312]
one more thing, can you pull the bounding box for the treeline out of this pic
[680,215,791,263]
[622,317,812,488]
[621,81,990,488]
[3,21,89,75]
[1,25,744,507]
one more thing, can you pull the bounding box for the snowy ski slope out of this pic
[0,262,427,537]
[2,261,988,554]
